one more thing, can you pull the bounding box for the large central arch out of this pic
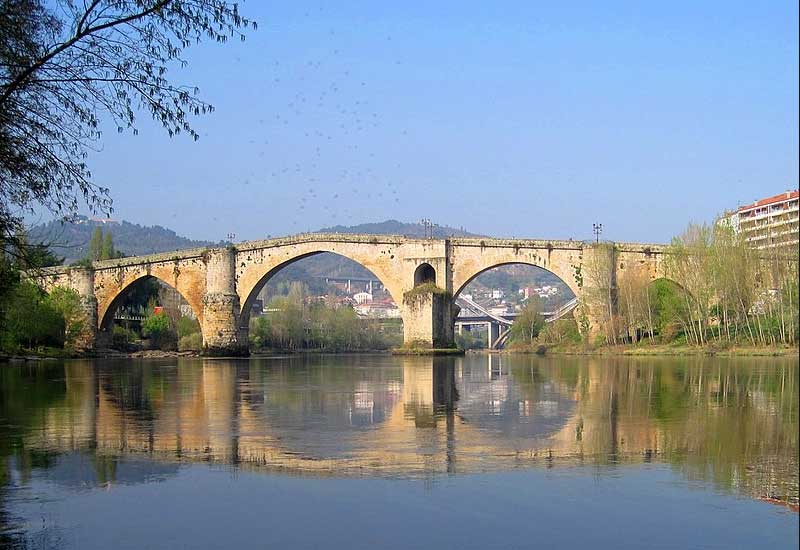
[235,245,408,338]
[235,241,409,317]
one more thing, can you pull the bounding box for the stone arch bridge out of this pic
[36,234,667,354]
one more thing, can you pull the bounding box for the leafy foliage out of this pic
[178,332,202,351]
[1,280,64,350]
[46,286,87,350]
[142,311,174,349]
[87,227,123,261]
[176,315,200,338]
[250,282,399,351]
[0,0,255,243]
[509,297,545,345]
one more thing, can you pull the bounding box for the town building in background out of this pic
[720,190,799,250]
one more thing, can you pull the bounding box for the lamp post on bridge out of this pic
[592,223,602,244]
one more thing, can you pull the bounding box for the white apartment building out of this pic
[722,190,798,251]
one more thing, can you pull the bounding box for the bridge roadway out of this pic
[36,233,667,354]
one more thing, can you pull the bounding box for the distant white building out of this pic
[354,302,400,318]
[353,291,373,304]
[491,289,504,300]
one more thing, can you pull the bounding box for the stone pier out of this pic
[201,247,248,356]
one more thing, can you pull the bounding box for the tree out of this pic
[1,280,64,350]
[0,1,256,245]
[46,286,87,350]
[142,311,173,349]
[88,227,103,261]
[15,242,63,269]
[583,243,620,345]
[510,297,545,345]
[101,231,114,260]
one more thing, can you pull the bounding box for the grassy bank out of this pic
[502,342,799,357]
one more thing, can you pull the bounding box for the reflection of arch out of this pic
[414,263,436,286]
[238,251,402,329]
[453,262,577,300]
[98,275,202,331]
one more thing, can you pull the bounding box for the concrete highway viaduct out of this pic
[36,233,667,355]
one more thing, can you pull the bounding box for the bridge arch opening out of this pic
[413,263,436,287]
[99,275,203,352]
[240,252,403,352]
[453,263,578,350]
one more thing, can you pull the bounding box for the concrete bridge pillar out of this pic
[202,247,248,356]
[487,322,501,350]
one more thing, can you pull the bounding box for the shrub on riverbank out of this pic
[142,312,176,350]
[250,283,401,352]
[178,332,203,351]
[0,280,92,353]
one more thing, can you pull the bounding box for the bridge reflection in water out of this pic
[2,355,797,507]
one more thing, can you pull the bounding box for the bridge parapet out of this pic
[24,233,670,353]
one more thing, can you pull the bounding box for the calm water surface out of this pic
[0,354,797,549]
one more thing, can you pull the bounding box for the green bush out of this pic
[509,299,545,345]
[1,281,64,351]
[46,287,87,350]
[455,330,484,350]
[176,315,201,338]
[111,325,138,350]
[178,332,202,351]
[248,285,398,352]
[142,312,176,350]
[538,319,582,345]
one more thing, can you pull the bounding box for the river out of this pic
[0,354,797,549]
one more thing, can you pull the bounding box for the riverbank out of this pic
[3,344,796,362]
[0,349,203,362]
[497,343,799,357]
[0,347,402,362]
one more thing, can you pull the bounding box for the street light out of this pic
[592,223,603,244]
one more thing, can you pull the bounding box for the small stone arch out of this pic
[97,274,203,332]
[413,263,436,287]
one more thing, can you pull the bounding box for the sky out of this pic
[71,1,798,243]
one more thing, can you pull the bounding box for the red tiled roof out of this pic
[738,190,799,213]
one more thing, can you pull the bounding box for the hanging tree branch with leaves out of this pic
[0,0,256,244]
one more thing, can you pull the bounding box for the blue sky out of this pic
[79,1,798,243]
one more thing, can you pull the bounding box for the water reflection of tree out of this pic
[536,358,798,506]
[0,364,69,546]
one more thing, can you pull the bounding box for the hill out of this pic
[319,219,481,238]
[28,217,216,263]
